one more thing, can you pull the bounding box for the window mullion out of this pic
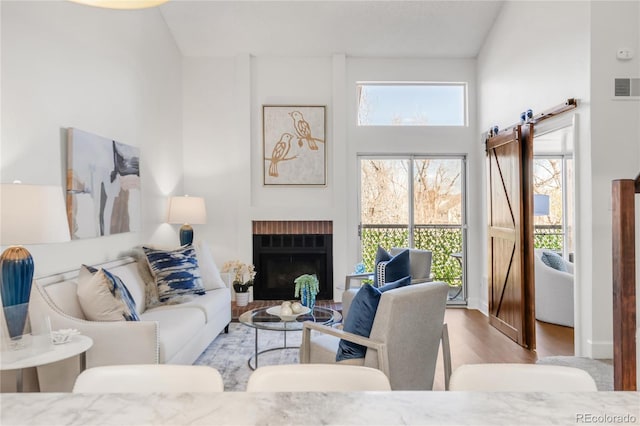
[408,157,415,248]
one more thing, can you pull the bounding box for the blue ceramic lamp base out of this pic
[179,224,194,246]
[0,246,34,341]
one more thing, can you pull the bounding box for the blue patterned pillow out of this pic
[374,246,410,287]
[336,276,411,362]
[143,245,205,301]
[541,251,568,272]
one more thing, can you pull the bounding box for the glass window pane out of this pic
[413,159,463,287]
[360,159,409,271]
[533,158,563,252]
[357,83,466,126]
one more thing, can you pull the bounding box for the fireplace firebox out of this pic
[252,233,333,300]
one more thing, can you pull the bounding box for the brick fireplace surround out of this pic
[252,220,333,235]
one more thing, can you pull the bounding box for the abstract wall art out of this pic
[66,128,140,239]
[263,105,326,186]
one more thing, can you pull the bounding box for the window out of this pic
[358,155,467,304]
[357,83,467,126]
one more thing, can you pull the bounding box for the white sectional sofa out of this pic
[29,255,231,392]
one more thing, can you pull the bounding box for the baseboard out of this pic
[588,339,614,359]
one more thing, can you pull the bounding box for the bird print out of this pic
[289,111,325,150]
[266,133,297,177]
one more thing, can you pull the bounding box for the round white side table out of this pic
[0,334,93,392]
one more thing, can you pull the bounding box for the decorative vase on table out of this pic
[294,274,319,311]
[300,287,316,310]
[235,292,249,307]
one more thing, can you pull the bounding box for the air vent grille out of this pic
[615,78,640,97]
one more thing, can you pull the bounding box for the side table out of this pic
[0,334,93,392]
[344,272,374,290]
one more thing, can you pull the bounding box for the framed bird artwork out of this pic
[262,105,326,186]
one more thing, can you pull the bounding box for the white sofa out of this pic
[29,256,231,392]
[534,249,574,327]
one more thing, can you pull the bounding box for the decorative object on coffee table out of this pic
[294,274,319,309]
[0,183,70,347]
[222,260,256,307]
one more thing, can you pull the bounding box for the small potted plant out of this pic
[294,274,319,309]
[222,260,256,307]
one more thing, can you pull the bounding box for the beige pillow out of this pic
[77,265,140,321]
[195,240,227,291]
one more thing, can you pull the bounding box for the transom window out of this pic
[357,82,467,126]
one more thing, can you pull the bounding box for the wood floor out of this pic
[432,307,574,390]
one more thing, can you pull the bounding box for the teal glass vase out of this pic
[301,287,316,310]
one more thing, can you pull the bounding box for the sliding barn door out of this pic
[486,125,535,349]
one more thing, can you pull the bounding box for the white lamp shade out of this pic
[533,194,550,216]
[167,196,207,225]
[68,0,169,9]
[0,184,71,245]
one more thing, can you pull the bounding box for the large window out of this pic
[358,156,467,303]
[357,83,467,126]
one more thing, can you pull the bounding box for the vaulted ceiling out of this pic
[159,0,504,58]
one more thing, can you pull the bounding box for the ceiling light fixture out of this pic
[68,0,169,10]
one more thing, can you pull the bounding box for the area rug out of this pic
[536,356,613,390]
[194,323,301,391]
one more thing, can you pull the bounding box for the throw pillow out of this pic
[194,241,227,291]
[374,246,410,287]
[541,251,568,272]
[77,265,140,321]
[142,245,205,302]
[336,284,381,362]
[336,276,411,362]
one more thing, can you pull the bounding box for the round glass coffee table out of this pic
[239,306,342,370]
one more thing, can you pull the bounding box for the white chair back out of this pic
[246,364,392,392]
[72,364,224,393]
[449,363,597,391]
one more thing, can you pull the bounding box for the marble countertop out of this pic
[2,391,639,426]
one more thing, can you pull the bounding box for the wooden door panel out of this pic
[489,237,519,342]
[489,151,515,228]
[486,127,533,348]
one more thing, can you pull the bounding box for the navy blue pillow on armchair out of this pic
[336,275,411,362]
[374,246,410,287]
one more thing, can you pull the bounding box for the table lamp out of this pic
[0,183,71,345]
[534,194,550,216]
[167,195,207,246]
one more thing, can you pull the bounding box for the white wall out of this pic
[589,1,640,360]
[0,1,183,277]
[479,0,640,358]
[183,55,341,298]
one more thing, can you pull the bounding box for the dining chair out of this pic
[72,364,224,393]
[246,364,392,392]
[448,363,597,391]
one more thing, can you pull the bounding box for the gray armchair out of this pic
[300,282,451,390]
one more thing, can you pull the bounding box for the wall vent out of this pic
[614,78,640,97]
